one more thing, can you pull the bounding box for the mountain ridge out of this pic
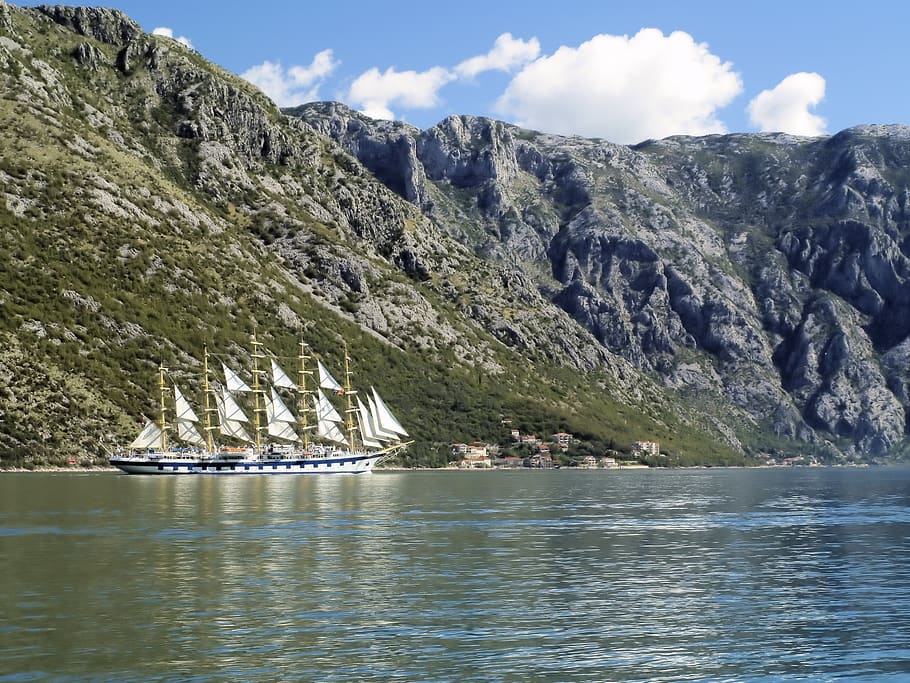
[0,3,906,466]
[2,3,744,467]
[290,102,910,459]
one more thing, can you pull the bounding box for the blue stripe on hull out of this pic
[110,456,378,475]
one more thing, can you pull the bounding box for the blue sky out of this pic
[17,1,910,143]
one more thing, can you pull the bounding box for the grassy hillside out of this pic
[0,4,746,468]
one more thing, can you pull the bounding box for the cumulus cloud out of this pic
[151,27,192,49]
[241,50,338,107]
[747,72,826,136]
[345,33,537,121]
[455,33,541,79]
[346,66,455,120]
[495,28,743,144]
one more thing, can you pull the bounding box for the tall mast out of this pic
[202,344,215,453]
[158,362,168,451]
[250,333,266,454]
[343,341,356,452]
[298,338,312,449]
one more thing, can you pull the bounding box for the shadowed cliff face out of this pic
[295,103,910,456]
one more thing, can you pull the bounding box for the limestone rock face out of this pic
[291,102,428,205]
[73,41,107,69]
[37,5,141,46]
[4,2,910,462]
[293,103,910,457]
[5,4,676,464]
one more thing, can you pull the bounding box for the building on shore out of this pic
[460,453,492,468]
[452,442,492,468]
[551,432,573,450]
[524,454,554,468]
[632,440,660,457]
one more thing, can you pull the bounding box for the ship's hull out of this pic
[110,452,383,475]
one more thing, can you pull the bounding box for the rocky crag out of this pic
[294,103,910,458]
[3,3,733,466]
[0,3,906,465]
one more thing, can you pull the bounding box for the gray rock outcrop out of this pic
[293,105,910,457]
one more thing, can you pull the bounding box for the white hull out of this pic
[110,452,383,475]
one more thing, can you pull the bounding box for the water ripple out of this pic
[2,468,909,681]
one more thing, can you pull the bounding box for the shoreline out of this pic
[1,463,880,474]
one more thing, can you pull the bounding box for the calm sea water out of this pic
[1,468,909,682]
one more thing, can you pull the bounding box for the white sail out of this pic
[174,384,206,446]
[220,387,250,423]
[268,387,296,423]
[268,419,300,442]
[367,394,399,441]
[216,391,253,442]
[173,385,199,423]
[176,420,206,447]
[356,396,378,440]
[220,419,252,442]
[265,391,299,442]
[315,389,343,423]
[317,359,343,393]
[372,387,409,437]
[355,397,382,448]
[271,359,296,390]
[222,363,251,393]
[130,419,163,449]
[317,417,347,444]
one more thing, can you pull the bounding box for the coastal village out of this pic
[446,426,824,469]
[447,426,660,469]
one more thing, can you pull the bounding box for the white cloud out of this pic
[241,50,339,107]
[495,28,743,144]
[151,27,192,49]
[345,32,538,121]
[346,66,455,121]
[747,72,826,136]
[455,33,541,79]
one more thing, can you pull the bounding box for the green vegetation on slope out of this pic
[0,4,744,468]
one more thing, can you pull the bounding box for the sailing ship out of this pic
[110,335,411,475]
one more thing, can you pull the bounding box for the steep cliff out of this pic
[1,4,742,466]
[4,3,908,465]
[293,103,910,458]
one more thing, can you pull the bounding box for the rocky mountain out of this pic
[0,2,736,467]
[292,103,910,459]
[0,3,905,467]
